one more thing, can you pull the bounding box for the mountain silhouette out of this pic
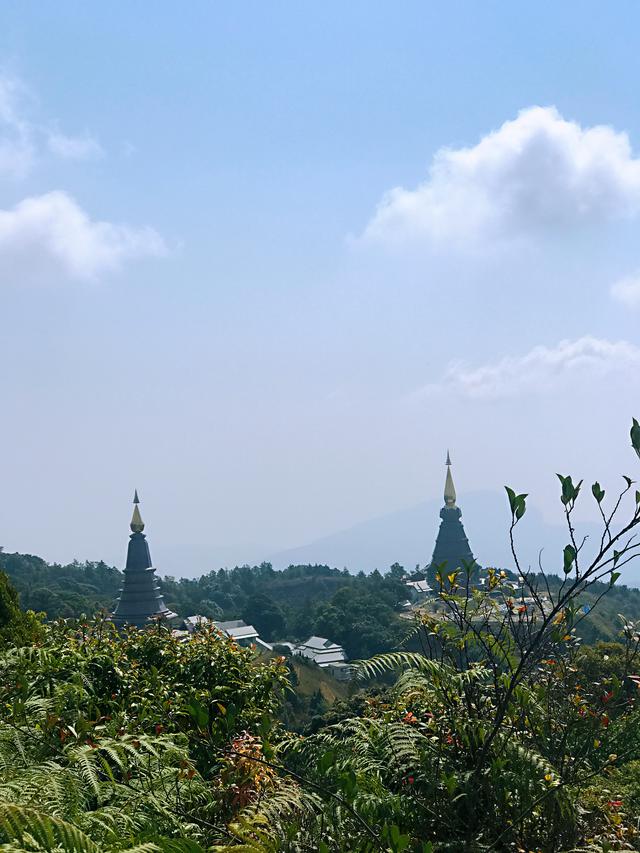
[269,491,638,584]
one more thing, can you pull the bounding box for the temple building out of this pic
[111,492,177,629]
[426,453,480,589]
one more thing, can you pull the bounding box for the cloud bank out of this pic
[422,336,640,400]
[0,73,165,282]
[0,74,104,174]
[47,131,104,161]
[0,191,166,280]
[363,107,640,247]
[0,76,35,178]
[611,272,640,309]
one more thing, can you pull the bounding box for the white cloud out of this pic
[0,76,35,178]
[0,74,167,282]
[611,272,640,309]
[421,337,640,400]
[0,191,166,281]
[0,73,104,175]
[363,107,640,247]
[47,131,104,161]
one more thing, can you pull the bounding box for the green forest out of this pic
[3,552,640,659]
[3,423,640,850]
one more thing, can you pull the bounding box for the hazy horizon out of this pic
[2,3,640,579]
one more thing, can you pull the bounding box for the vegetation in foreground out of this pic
[2,421,640,850]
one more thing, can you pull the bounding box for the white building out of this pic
[184,614,210,633]
[326,661,354,682]
[213,619,273,652]
[184,616,273,652]
[294,636,347,668]
[405,579,431,597]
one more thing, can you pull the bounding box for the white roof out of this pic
[405,580,430,593]
[315,650,347,665]
[213,620,259,641]
[185,614,211,627]
[301,636,342,651]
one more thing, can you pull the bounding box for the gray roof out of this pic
[294,636,347,665]
[315,650,347,665]
[406,580,430,593]
[213,620,259,641]
[302,635,341,650]
[185,614,211,628]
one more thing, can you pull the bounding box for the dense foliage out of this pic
[0,615,289,851]
[4,550,640,657]
[0,554,409,658]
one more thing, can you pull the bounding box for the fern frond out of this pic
[210,815,280,853]
[352,651,447,682]
[0,801,100,853]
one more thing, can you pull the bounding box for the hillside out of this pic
[3,549,640,652]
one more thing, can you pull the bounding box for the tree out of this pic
[0,570,41,647]
[242,592,286,641]
[199,598,223,620]
[388,562,405,579]
[0,570,21,628]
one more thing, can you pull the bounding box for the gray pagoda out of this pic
[111,492,177,629]
[426,453,480,589]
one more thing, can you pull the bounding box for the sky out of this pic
[1,2,640,576]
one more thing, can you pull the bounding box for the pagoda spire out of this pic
[444,450,456,507]
[130,491,145,533]
[111,492,177,629]
[426,451,480,589]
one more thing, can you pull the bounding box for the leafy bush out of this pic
[0,616,289,850]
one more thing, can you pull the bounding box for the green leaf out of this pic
[187,700,209,729]
[563,545,576,574]
[506,487,527,521]
[610,571,621,586]
[631,417,640,459]
[592,482,605,503]
[319,749,335,773]
[339,769,357,800]
[557,473,573,506]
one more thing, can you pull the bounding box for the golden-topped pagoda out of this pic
[111,492,177,629]
[426,453,480,588]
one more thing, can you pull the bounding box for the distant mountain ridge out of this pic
[151,491,640,587]
[268,491,640,584]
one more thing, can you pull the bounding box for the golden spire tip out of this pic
[130,492,144,533]
[444,452,456,507]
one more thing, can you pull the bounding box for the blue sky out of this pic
[2,2,640,575]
